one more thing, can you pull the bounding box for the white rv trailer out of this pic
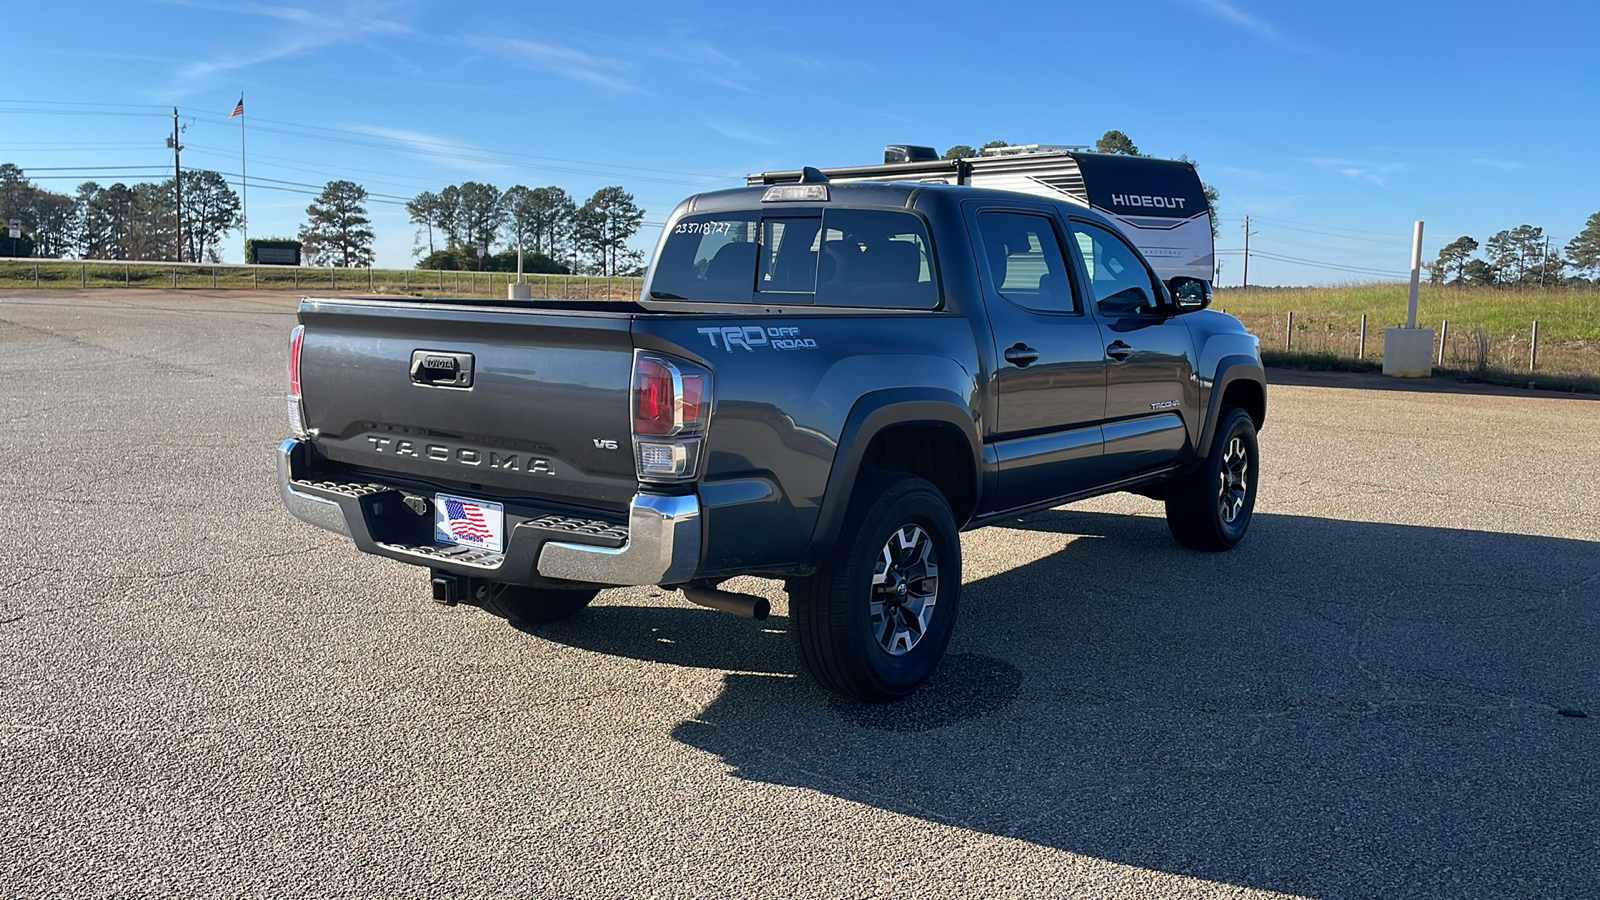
[750,145,1215,284]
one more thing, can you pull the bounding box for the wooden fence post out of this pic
[1286,311,1294,351]
[1358,313,1367,359]
[1437,320,1449,366]
[1530,320,1540,373]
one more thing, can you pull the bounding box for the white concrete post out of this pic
[1407,221,1424,329]
[509,238,532,299]
[1384,220,1434,377]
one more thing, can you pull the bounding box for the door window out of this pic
[976,212,1078,313]
[1070,221,1161,316]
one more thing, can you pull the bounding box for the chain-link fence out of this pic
[1227,309,1599,390]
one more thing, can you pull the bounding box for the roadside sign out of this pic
[7,219,18,239]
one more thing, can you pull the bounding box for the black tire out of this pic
[787,473,961,703]
[477,582,600,625]
[1165,407,1259,551]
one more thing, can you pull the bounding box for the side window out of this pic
[1070,221,1160,317]
[650,212,760,302]
[975,212,1077,314]
[814,208,938,309]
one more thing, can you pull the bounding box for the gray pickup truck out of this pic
[279,174,1265,702]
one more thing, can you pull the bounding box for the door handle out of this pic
[410,350,474,387]
[1105,341,1133,361]
[1004,343,1040,366]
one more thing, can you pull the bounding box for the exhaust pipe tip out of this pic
[683,586,770,620]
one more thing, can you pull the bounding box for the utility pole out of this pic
[1242,215,1258,289]
[169,107,184,262]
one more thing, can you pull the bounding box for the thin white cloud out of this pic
[1471,158,1527,170]
[346,126,511,176]
[706,123,778,146]
[1210,164,1286,185]
[1302,157,1409,188]
[1179,0,1316,54]
[153,0,410,97]
[1234,193,1309,216]
[459,36,638,94]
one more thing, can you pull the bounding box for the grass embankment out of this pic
[1214,283,1600,392]
[0,259,644,301]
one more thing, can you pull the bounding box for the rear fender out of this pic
[802,389,980,571]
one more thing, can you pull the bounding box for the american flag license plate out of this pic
[434,493,505,554]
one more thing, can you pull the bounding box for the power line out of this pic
[1246,214,1409,238]
[2,101,736,189]
[0,98,170,109]
[0,107,169,119]
[13,165,170,172]
[1218,248,1408,278]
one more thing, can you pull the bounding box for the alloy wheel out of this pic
[869,524,940,656]
[1218,435,1250,525]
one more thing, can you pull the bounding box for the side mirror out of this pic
[1166,276,1212,312]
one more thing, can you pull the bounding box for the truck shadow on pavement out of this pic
[539,509,1599,898]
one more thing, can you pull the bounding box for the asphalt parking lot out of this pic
[2,290,1596,900]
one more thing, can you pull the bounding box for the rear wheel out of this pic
[1165,407,1258,551]
[478,582,600,625]
[788,473,961,703]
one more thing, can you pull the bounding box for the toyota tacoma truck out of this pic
[278,173,1265,702]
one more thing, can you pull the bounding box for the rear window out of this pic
[649,208,938,309]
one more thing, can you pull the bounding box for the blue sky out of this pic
[4,0,1598,285]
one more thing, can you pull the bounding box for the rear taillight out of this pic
[287,325,309,438]
[631,351,713,483]
[634,358,676,437]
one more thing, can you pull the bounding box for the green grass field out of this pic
[1214,283,1600,342]
[1215,283,1600,390]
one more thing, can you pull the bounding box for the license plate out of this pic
[434,493,505,553]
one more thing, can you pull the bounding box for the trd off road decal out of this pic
[697,325,818,352]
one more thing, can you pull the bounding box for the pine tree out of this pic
[1566,211,1600,280]
[300,180,374,267]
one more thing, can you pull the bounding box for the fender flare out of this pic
[801,388,981,571]
[1197,356,1267,459]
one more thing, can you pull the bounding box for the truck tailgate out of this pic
[296,298,637,510]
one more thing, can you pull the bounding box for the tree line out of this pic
[0,161,648,275]
[1432,214,1600,287]
[0,162,242,263]
[404,183,644,276]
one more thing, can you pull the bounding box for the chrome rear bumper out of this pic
[277,439,701,586]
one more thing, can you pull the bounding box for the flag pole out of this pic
[240,92,248,260]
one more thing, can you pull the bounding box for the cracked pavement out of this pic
[1,290,1597,899]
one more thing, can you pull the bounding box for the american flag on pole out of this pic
[443,499,493,540]
[230,96,244,119]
